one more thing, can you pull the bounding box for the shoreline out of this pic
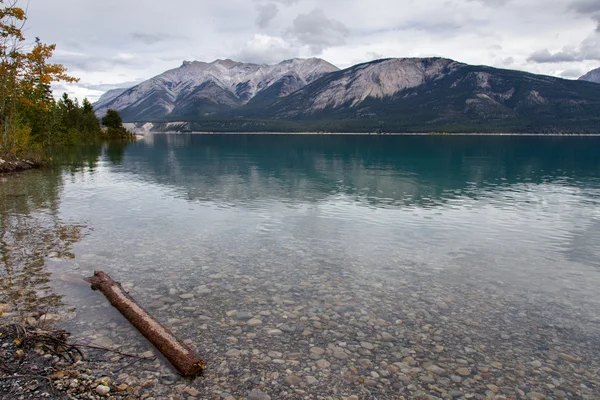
[0,158,39,174]
[141,131,600,136]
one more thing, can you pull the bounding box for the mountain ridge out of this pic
[94,57,339,121]
[579,67,600,83]
[95,57,600,134]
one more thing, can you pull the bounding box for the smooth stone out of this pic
[487,384,500,393]
[247,389,271,400]
[95,385,110,396]
[456,368,471,376]
[148,301,165,309]
[427,365,447,376]
[284,375,302,386]
[530,360,542,368]
[527,393,546,399]
[360,342,375,350]
[247,318,262,327]
[179,293,194,299]
[39,314,61,323]
[279,324,295,332]
[267,329,283,336]
[184,387,200,396]
[93,336,113,348]
[316,359,331,369]
[559,353,580,363]
[309,347,325,355]
[226,349,241,357]
[237,311,253,320]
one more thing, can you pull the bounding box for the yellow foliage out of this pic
[1,2,78,157]
[13,123,32,154]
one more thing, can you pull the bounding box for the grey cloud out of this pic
[396,20,464,35]
[527,5,600,64]
[236,35,299,64]
[528,49,582,63]
[52,52,147,73]
[528,36,600,63]
[366,52,384,60]
[256,4,279,29]
[568,0,600,14]
[254,0,298,5]
[560,68,584,78]
[467,0,511,7]
[77,81,140,92]
[24,0,600,100]
[131,32,177,45]
[288,9,349,54]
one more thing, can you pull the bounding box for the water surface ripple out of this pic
[5,134,599,399]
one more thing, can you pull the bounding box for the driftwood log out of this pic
[84,271,205,377]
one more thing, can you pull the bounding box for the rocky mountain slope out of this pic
[579,67,600,83]
[254,58,600,132]
[94,58,339,121]
[95,57,600,133]
[96,88,129,105]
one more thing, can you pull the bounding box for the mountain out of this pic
[254,58,600,132]
[94,58,339,121]
[96,88,129,106]
[95,57,600,134]
[579,67,600,83]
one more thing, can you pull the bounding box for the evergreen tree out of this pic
[101,109,123,129]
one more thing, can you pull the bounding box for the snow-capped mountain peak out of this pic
[94,58,339,120]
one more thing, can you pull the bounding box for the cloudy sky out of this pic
[22,0,600,101]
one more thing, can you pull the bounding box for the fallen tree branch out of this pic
[84,271,205,378]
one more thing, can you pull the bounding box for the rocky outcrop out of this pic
[0,158,37,173]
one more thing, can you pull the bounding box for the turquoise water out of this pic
[2,134,599,397]
[58,135,600,297]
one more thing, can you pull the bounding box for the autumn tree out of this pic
[0,0,78,157]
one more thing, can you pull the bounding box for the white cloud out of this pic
[256,4,279,29]
[288,8,350,54]
[19,0,600,101]
[236,34,300,64]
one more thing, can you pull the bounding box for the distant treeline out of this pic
[143,118,600,135]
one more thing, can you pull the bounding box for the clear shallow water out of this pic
[2,134,600,398]
[55,135,600,301]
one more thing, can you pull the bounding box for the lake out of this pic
[1,134,599,399]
